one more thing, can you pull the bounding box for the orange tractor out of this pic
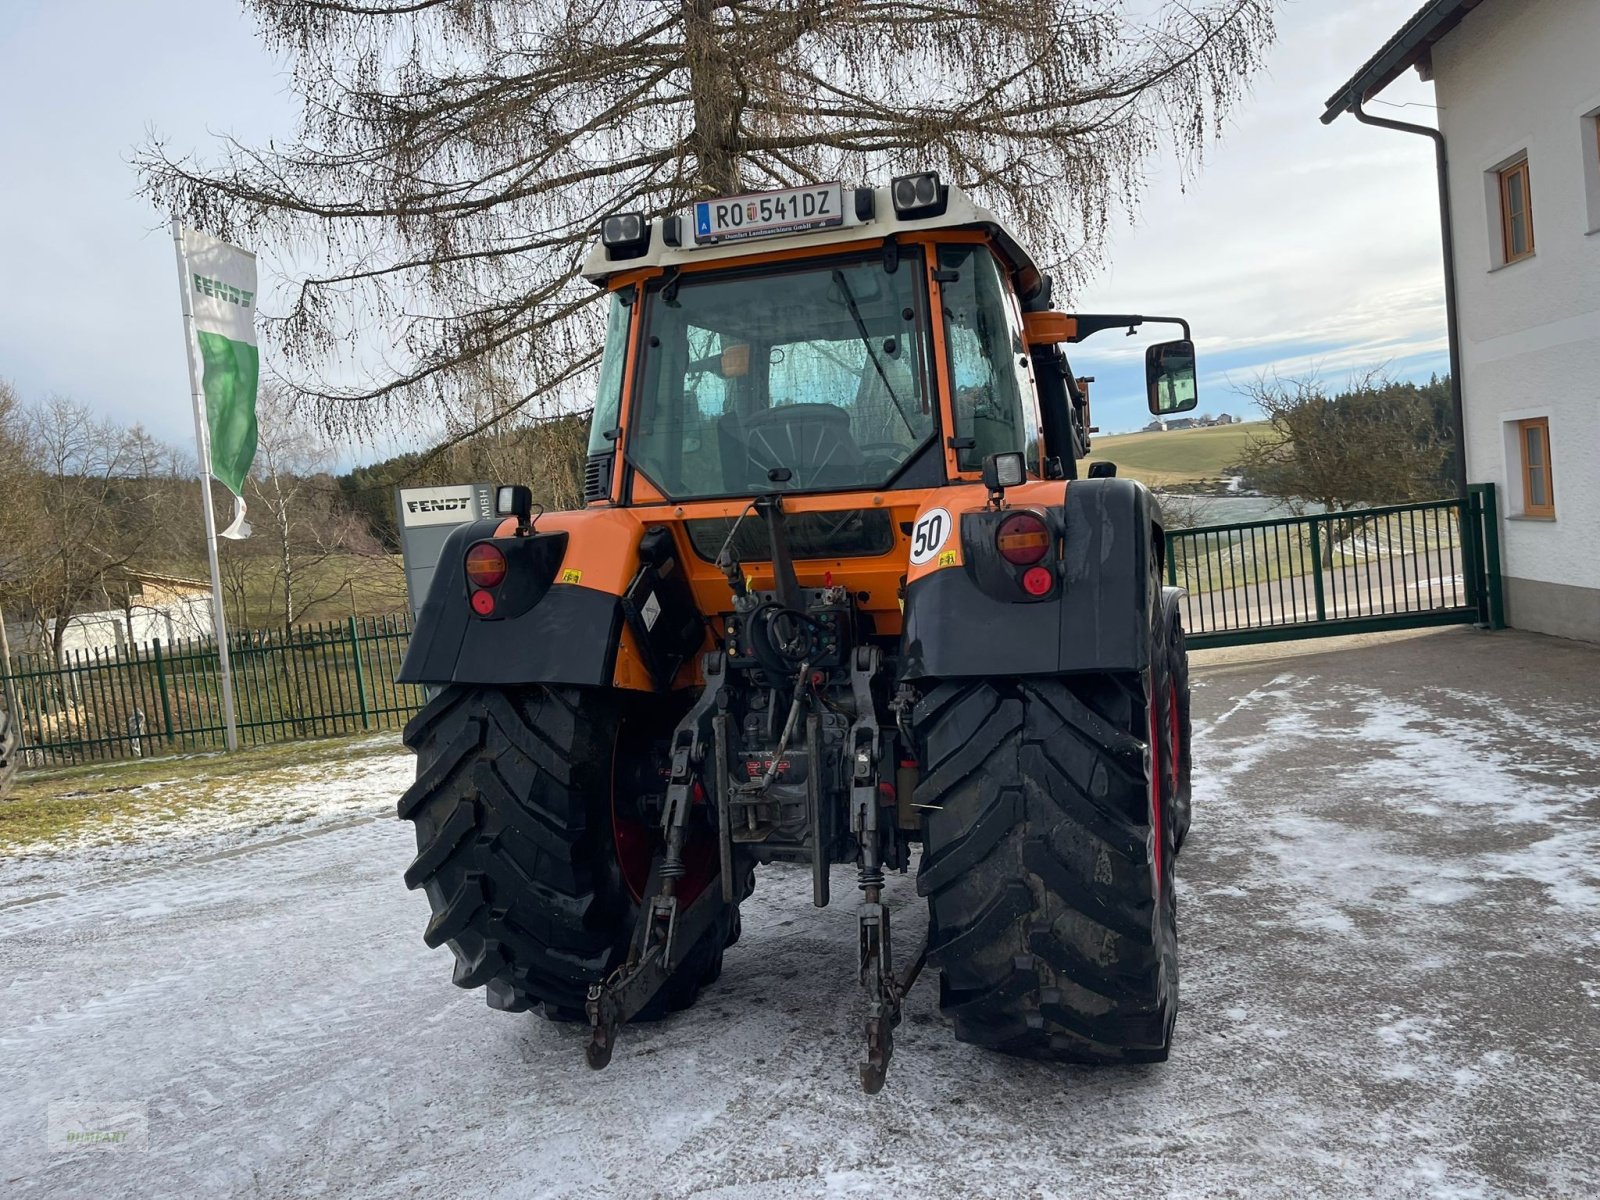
[396,173,1198,1091]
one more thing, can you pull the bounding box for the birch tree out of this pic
[12,398,179,665]
[220,391,388,631]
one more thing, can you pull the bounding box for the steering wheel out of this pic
[743,403,866,489]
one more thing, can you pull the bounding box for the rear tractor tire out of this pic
[914,656,1181,1062]
[398,685,736,1019]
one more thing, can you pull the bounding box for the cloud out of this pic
[1067,0,1452,432]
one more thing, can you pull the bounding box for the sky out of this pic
[0,0,1448,464]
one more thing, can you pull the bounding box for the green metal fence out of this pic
[1,614,423,768]
[1,488,1512,763]
[1168,484,1505,649]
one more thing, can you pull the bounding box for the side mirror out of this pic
[1145,339,1198,415]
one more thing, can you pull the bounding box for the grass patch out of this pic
[0,732,405,853]
[1092,422,1265,487]
[226,553,410,628]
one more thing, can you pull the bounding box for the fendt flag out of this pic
[175,225,259,539]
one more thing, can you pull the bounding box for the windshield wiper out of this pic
[831,270,918,441]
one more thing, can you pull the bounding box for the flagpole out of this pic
[173,220,240,753]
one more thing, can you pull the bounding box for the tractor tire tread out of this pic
[916,663,1179,1064]
[400,684,733,1017]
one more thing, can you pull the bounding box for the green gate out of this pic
[1166,484,1505,649]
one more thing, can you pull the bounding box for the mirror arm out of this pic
[1068,314,1191,343]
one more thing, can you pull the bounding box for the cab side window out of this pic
[939,245,1031,471]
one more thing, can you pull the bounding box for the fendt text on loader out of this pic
[395,173,1200,1091]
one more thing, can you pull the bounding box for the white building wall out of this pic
[53,596,215,656]
[2,596,214,662]
[1431,0,1600,640]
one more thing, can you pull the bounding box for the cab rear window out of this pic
[627,252,936,500]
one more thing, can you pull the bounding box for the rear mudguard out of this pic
[899,477,1163,679]
[396,509,703,690]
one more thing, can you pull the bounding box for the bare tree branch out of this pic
[136,0,1275,440]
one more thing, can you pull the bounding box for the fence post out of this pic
[1472,483,1507,629]
[348,616,371,731]
[0,605,19,741]
[151,637,175,742]
[1458,494,1481,619]
[1462,493,1487,624]
[1309,518,1327,622]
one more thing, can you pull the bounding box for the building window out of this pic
[1588,112,1600,234]
[1498,159,1535,263]
[1517,417,1555,518]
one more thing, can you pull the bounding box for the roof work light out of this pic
[600,211,651,260]
[890,171,948,220]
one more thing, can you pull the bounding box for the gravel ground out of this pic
[2,627,1597,1199]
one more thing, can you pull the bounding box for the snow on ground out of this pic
[0,738,412,907]
[1,629,1597,1198]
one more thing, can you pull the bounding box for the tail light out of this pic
[996,512,1050,565]
[465,542,508,589]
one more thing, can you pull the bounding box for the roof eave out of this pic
[1320,0,1487,125]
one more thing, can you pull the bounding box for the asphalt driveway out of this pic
[2,626,1597,1198]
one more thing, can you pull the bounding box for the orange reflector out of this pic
[465,542,507,588]
[996,513,1050,565]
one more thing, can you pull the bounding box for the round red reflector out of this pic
[1022,566,1053,597]
[470,588,497,616]
[464,543,507,588]
[996,512,1050,565]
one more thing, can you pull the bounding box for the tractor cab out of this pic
[579,173,1196,510]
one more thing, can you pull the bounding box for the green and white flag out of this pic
[175,224,259,539]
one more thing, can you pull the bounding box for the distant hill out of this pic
[1088,421,1265,488]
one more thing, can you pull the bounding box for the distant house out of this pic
[1164,418,1199,432]
[1143,419,1166,433]
[3,572,214,661]
[1215,413,1235,425]
[1326,0,1600,643]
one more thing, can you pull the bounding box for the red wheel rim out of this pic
[1168,681,1181,794]
[610,721,719,906]
[1148,672,1164,898]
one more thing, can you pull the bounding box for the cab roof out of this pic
[579,180,1046,302]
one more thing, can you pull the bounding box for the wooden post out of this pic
[0,603,19,729]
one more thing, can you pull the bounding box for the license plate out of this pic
[693,183,845,245]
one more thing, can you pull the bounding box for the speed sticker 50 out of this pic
[908,507,953,565]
